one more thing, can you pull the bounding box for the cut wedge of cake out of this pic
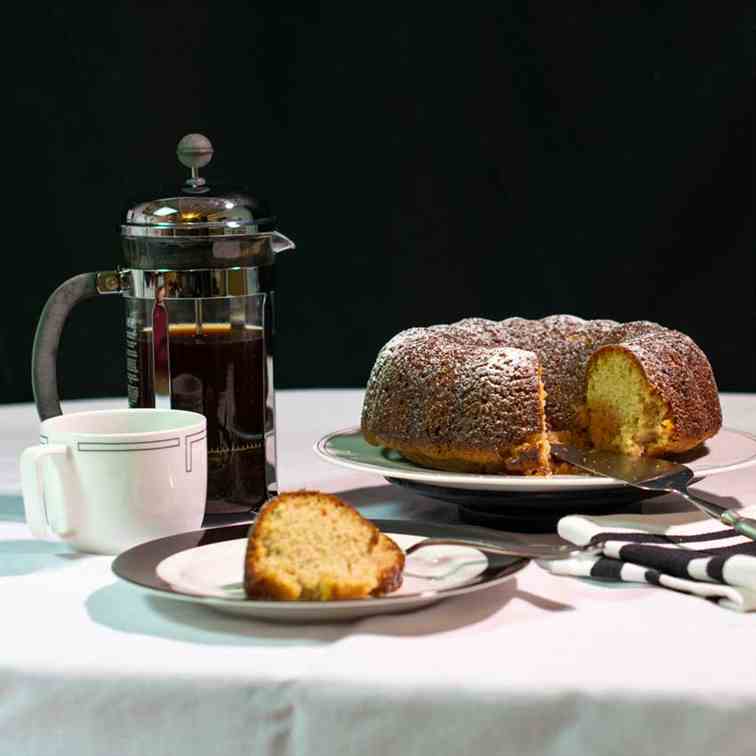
[244,492,405,601]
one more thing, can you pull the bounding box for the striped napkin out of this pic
[540,505,756,612]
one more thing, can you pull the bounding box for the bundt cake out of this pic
[361,315,722,475]
[244,491,404,600]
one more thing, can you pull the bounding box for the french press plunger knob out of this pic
[176,133,214,188]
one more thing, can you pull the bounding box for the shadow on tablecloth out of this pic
[0,495,90,576]
[0,539,87,576]
[85,573,572,646]
[343,483,462,522]
[0,494,25,522]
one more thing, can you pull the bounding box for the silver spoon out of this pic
[405,537,603,570]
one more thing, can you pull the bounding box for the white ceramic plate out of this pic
[314,427,756,493]
[112,520,528,623]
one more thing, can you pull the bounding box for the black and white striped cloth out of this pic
[540,506,756,611]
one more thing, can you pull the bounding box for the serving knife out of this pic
[551,443,756,541]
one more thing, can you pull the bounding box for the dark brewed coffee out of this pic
[132,322,267,514]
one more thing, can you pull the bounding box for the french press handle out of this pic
[32,271,123,421]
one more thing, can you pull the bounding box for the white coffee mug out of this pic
[20,408,207,555]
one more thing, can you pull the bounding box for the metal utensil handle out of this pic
[405,537,598,561]
[32,272,122,421]
[676,490,756,542]
[719,508,756,542]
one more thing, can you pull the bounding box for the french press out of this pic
[32,134,295,518]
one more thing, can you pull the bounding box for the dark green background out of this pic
[4,3,754,404]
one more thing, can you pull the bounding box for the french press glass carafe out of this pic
[32,134,294,518]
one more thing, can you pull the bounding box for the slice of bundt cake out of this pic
[244,492,405,601]
[361,327,551,475]
[586,328,722,456]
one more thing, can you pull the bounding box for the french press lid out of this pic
[120,134,285,270]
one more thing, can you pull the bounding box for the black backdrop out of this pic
[4,3,754,404]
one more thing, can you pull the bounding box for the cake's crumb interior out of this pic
[587,351,672,456]
[254,497,394,600]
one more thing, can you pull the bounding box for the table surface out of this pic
[2,391,755,756]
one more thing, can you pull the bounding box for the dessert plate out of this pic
[112,519,528,623]
[314,427,756,493]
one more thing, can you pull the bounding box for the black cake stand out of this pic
[386,477,667,532]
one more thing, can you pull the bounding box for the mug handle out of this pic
[20,444,71,540]
[32,271,123,421]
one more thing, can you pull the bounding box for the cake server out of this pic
[551,443,756,541]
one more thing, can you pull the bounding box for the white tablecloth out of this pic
[1,391,755,756]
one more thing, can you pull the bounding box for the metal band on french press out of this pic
[121,266,275,300]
